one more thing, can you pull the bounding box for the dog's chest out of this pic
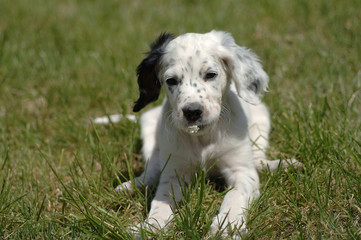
[181,134,222,165]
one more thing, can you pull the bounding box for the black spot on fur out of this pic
[247,79,260,93]
[168,86,174,94]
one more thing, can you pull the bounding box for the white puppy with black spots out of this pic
[114,31,301,238]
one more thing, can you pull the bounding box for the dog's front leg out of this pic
[211,162,260,238]
[142,171,187,232]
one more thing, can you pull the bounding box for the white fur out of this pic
[114,31,302,238]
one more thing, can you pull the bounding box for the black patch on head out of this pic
[196,49,200,56]
[193,83,197,87]
[133,33,174,112]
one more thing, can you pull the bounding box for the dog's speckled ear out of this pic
[133,33,174,112]
[212,31,269,104]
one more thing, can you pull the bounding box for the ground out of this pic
[0,0,360,239]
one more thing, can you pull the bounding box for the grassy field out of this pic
[1,0,360,239]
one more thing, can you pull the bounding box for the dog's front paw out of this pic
[115,181,134,195]
[210,215,247,240]
[129,220,162,239]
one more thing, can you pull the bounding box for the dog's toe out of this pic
[210,218,247,240]
[282,158,303,170]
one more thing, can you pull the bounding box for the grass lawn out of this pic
[0,0,360,239]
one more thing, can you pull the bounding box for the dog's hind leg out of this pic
[115,106,162,194]
[249,103,302,171]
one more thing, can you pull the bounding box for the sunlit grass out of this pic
[0,0,360,239]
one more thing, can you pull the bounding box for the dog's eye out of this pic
[205,72,217,80]
[166,78,178,86]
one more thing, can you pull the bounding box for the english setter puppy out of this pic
[114,31,301,238]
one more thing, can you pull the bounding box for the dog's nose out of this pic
[182,103,203,122]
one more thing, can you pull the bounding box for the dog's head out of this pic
[133,31,269,135]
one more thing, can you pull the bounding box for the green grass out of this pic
[1,0,360,239]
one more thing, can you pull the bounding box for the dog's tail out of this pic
[92,114,137,125]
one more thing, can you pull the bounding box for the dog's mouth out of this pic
[186,124,207,135]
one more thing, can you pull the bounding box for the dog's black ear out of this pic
[133,33,174,112]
